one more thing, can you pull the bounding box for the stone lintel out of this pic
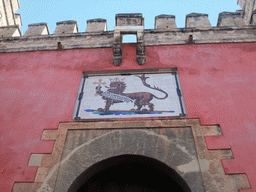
[114,26,144,33]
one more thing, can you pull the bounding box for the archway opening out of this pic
[68,155,191,192]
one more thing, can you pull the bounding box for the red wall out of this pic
[0,43,256,191]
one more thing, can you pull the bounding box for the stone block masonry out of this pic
[1,12,256,53]
[54,20,78,35]
[13,120,250,192]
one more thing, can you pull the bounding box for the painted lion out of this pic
[95,74,168,112]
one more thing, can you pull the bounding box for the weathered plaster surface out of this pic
[1,43,255,191]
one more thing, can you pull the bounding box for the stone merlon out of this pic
[217,12,246,27]
[54,20,78,34]
[155,15,177,29]
[1,12,256,52]
[185,13,211,28]
[116,13,144,26]
[23,23,50,36]
[86,18,107,32]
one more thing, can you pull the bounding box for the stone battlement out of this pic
[1,11,254,37]
[0,11,256,53]
[1,0,256,53]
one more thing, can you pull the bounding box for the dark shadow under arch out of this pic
[68,154,192,192]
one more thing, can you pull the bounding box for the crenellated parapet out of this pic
[1,11,256,60]
[1,0,256,59]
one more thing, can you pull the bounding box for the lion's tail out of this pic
[152,88,168,100]
[137,74,168,100]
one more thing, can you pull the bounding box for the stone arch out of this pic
[15,120,251,192]
[49,128,205,191]
[68,154,192,192]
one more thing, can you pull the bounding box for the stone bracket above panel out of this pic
[113,26,145,66]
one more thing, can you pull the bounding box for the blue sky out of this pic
[18,0,240,40]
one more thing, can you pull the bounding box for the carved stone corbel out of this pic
[113,26,145,66]
[136,31,145,65]
[113,31,123,66]
[113,14,145,66]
